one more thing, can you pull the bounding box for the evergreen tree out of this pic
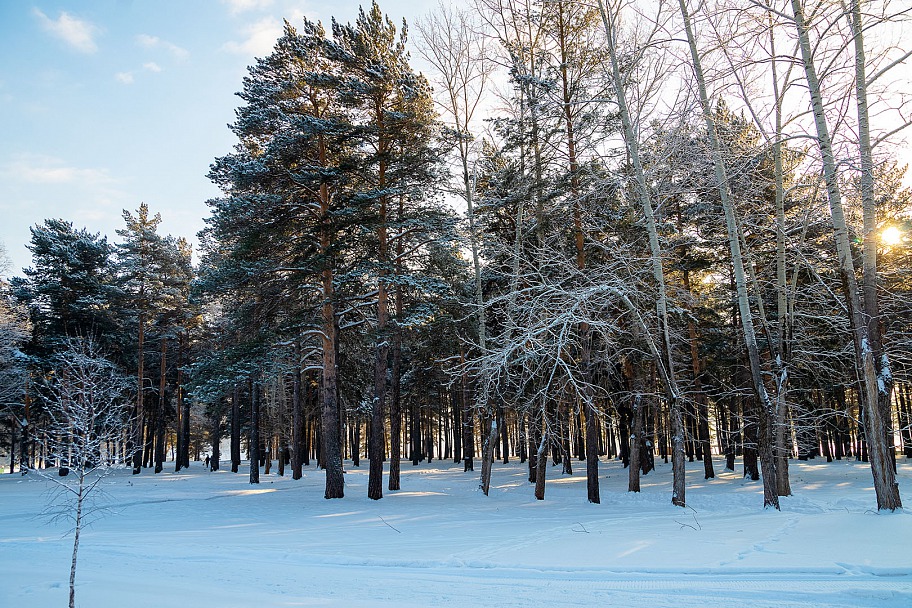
[12,219,119,358]
[0,280,29,472]
[116,203,181,474]
[204,18,361,497]
[332,0,446,498]
[10,220,121,471]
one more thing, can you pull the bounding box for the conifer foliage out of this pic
[200,3,449,498]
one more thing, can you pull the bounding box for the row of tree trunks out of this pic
[214,366,906,502]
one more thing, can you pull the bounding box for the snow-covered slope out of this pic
[1,457,910,607]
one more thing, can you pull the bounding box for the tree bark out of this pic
[131,308,145,475]
[461,356,475,471]
[178,331,190,471]
[767,16,793,498]
[389,221,404,490]
[533,414,549,500]
[69,481,83,608]
[249,380,259,484]
[367,85,393,501]
[210,404,220,471]
[292,343,304,480]
[318,139,344,497]
[230,384,241,473]
[628,393,643,493]
[154,337,167,474]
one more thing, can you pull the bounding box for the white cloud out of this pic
[222,18,283,57]
[2,155,114,185]
[143,62,163,73]
[221,0,274,15]
[32,8,100,54]
[136,34,189,60]
[136,33,160,48]
[115,71,134,84]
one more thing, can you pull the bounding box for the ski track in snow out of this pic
[1,457,911,607]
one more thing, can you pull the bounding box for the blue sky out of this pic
[0,0,441,276]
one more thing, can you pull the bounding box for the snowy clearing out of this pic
[1,457,911,607]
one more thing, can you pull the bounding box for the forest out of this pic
[1,0,911,514]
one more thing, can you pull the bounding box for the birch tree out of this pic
[597,0,687,507]
[787,0,904,510]
[676,0,780,509]
[415,1,494,476]
[38,337,131,608]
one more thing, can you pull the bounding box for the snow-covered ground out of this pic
[1,456,910,607]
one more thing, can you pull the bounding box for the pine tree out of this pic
[204,18,361,498]
[331,1,447,498]
[0,281,29,472]
[10,220,120,472]
[117,204,175,474]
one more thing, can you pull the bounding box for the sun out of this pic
[882,226,903,247]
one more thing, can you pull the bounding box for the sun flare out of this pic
[882,226,903,246]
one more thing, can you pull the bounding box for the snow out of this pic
[1,457,911,607]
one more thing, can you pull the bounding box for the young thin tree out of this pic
[38,337,131,608]
[416,0,494,477]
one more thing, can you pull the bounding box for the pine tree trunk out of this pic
[461,351,474,471]
[292,343,303,480]
[231,384,241,473]
[584,398,600,503]
[534,420,548,500]
[628,393,643,493]
[367,103,392,501]
[452,387,462,463]
[154,337,167,474]
[683,270,715,480]
[500,407,510,464]
[210,407,220,471]
[389,288,403,491]
[249,380,259,484]
[318,163,344,497]
[8,414,16,474]
[178,332,190,471]
[529,414,540,483]
[132,309,145,475]
[479,413,499,495]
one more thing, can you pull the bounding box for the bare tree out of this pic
[598,0,687,507]
[787,0,904,510]
[703,0,806,497]
[416,1,494,479]
[676,0,781,509]
[37,337,131,608]
[473,0,553,496]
